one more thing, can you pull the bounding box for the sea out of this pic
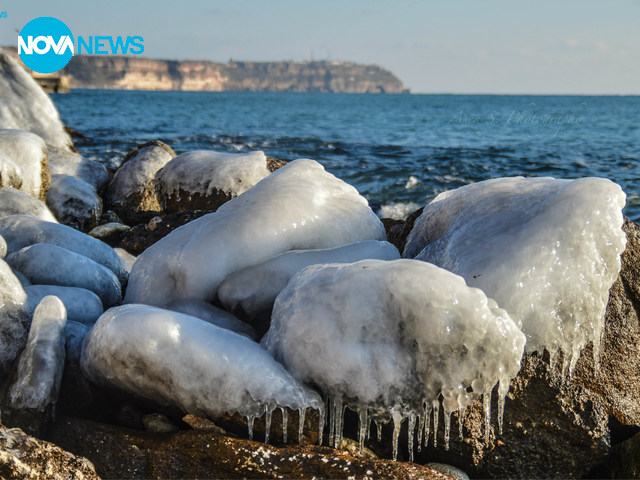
[51,91,640,222]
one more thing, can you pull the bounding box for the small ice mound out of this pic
[0,187,57,223]
[8,296,67,411]
[263,259,526,458]
[81,304,323,427]
[378,202,421,220]
[405,176,420,189]
[218,240,400,331]
[125,159,385,307]
[0,214,127,284]
[164,298,257,339]
[6,244,121,307]
[404,177,626,376]
[25,285,103,325]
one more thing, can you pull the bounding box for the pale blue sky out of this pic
[2,0,639,94]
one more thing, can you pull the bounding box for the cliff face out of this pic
[61,56,407,93]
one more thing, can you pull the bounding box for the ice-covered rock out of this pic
[8,296,67,412]
[218,240,400,326]
[81,304,323,424]
[0,129,50,200]
[25,285,103,325]
[0,187,57,222]
[64,320,90,365]
[6,244,121,307]
[164,298,256,339]
[11,268,31,287]
[125,159,385,306]
[113,247,136,275]
[46,174,102,231]
[404,177,626,375]
[154,150,271,214]
[0,258,29,374]
[263,259,526,458]
[0,48,73,150]
[0,234,6,258]
[0,214,128,284]
[47,148,109,192]
[105,140,175,224]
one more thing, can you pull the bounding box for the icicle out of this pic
[318,406,325,446]
[458,408,465,439]
[247,415,254,441]
[365,414,372,442]
[391,410,402,461]
[281,407,288,443]
[336,399,345,449]
[444,411,452,451]
[358,407,368,454]
[417,411,425,452]
[497,379,510,435]
[298,408,306,444]
[408,413,416,462]
[329,397,336,447]
[424,404,432,448]
[432,401,440,448]
[333,397,344,448]
[265,410,272,444]
[376,420,383,442]
[483,387,492,443]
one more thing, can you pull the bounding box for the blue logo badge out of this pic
[18,17,74,74]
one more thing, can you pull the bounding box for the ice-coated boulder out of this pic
[0,187,57,222]
[0,48,73,150]
[218,240,400,326]
[154,150,271,214]
[105,140,175,224]
[47,148,109,192]
[6,244,121,307]
[125,159,386,306]
[81,304,323,422]
[0,234,6,258]
[0,129,50,200]
[0,258,29,374]
[46,174,102,231]
[25,285,103,325]
[64,320,90,365]
[404,177,626,375]
[164,298,256,339]
[263,259,526,458]
[0,214,127,284]
[113,247,136,275]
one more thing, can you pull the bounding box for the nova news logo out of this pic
[1,11,7,18]
[18,16,144,74]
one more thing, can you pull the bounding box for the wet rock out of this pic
[49,416,451,480]
[0,423,98,480]
[46,175,102,231]
[426,463,470,480]
[105,140,175,225]
[181,414,226,435]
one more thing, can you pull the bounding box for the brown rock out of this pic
[384,207,424,252]
[609,430,640,478]
[266,156,287,172]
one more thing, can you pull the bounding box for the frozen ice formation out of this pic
[0,187,57,222]
[404,177,626,375]
[0,48,73,150]
[154,150,270,211]
[81,304,323,426]
[164,298,257,339]
[25,285,103,325]
[47,149,109,192]
[218,240,400,324]
[263,259,526,458]
[114,248,136,275]
[0,234,6,258]
[0,129,49,200]
[8,296,67,411]
[378,202,422,220]
[46,174,103,231]
[0,257,29,374]
[6,244,121,307]
[0,214,127,284]
[125,159,385,306]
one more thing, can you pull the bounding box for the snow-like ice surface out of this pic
[154,150,270,203]
[378,202,421,220]
[8,296,67,410]
[0,48,73,150]
[219,240,400,320]
[7,244,121,307]
[0,129,47,199]
[125,159,385,306]
[404,177,626,374]
[47,148,108,192]
[81,304,323,419]
[0,258,28,373]
[25,285,103,325]
[0,215,127,284]
[263,259,526,454]
[46,174,102,231]
[0,187,57,222]
[0,152,24,191]
[164,298,256,339]
[114,248,136,275]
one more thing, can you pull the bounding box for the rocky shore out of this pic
[1,46,640,480]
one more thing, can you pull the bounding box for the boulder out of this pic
[47,149,108,193]
[105,141,175,225]
[46,175,102,231]
[0,187,57,222]
[0,259,29,377]
[0,129,50,201]
[0,48,73,151]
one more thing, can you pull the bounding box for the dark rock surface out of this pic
[383,206,424,252]
[609,429,640,478]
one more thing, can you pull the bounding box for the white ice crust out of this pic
[404,177,626,374]
[0,187,57,223]
[46,174,102,230]
[0,48,73,150]
[164,298,256,339]
[0,129,47,199]
[8,296,67,410]
[81,304,323,419]
[125,159,385,306]
[218,240,400,319]
[47,149,109,192]
[25,285,104,325]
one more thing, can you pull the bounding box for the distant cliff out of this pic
[58,56,407,93]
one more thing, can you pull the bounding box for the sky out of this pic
[1,0,639,94]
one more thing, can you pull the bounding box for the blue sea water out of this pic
[52,91,640,221]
